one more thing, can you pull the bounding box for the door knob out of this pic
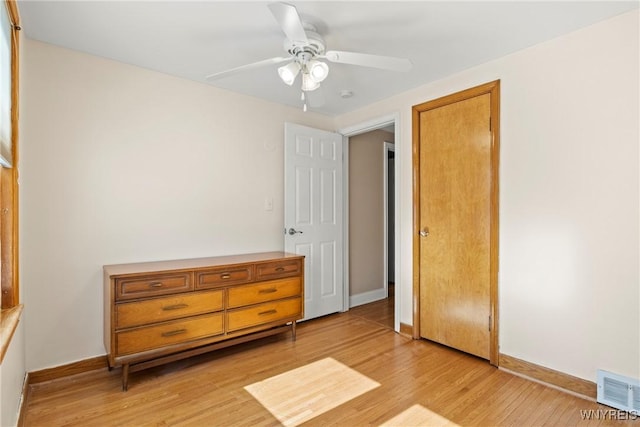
[288,228,303,235]
[419,228,429,237]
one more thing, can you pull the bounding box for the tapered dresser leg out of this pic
[122,364,129,391]
[291,321,297,341]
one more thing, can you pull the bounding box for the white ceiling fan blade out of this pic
[205,57,291,80]
[324,50,412,72]
[268,2,309,45]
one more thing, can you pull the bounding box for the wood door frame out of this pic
[411,80,500,366]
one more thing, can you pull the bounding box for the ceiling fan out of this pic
[205,2,412,111]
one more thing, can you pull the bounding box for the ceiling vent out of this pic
[597,369,640,413]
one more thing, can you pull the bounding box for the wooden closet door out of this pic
[413,82,499,362]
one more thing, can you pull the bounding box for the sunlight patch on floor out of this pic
[244,357,380,426]
[380,404,460,427]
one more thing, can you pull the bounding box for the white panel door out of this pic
[284,122,343,320]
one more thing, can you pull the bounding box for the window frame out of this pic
[0,0,21,363]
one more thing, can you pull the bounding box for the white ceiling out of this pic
[18,1,638,116]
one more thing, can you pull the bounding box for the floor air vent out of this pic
[597,369,640,412]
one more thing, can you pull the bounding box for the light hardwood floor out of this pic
[348,283,395,330]
[23,297,634,426]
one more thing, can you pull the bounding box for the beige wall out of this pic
[336,10,639,381]
[0,319,24,426]
[19,39,334,372]
[348,129,394,304]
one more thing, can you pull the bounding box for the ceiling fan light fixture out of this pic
[307,60,329,83]
[278,62,301,85]
[301,72,320,92]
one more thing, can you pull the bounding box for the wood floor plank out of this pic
[22,305,635,426]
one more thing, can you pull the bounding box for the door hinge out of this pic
[489,117,492,132]
[488,315,492,331]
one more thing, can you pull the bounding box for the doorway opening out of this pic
[385,142,395,317]
[340,115,400,332]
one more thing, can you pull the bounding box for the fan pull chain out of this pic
[301,91,307,112]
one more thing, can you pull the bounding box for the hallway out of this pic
[348,283,395,330]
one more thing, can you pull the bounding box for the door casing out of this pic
[411,80,500,365]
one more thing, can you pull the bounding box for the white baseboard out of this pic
[349,288,387,308]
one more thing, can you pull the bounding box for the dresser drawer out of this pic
[196,265,254,289]
[255,259,302,281]
[116,290,224,329]
[227,277,301,308]
[116,272,193,301]
[227,298,302,332]
[116,313,224,355]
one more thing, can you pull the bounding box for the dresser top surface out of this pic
[104,251,303,277]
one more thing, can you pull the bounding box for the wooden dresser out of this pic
[104,251,304,390]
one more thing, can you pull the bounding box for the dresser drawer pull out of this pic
[220,273,231,279]
[161,328,187,337]
[149,282,163,288]
[275,267,285,272]
[258,309,277,316]
[162,303,189,311]
[258,288,278,294]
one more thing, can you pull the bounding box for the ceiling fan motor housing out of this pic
[284,26,326,61]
